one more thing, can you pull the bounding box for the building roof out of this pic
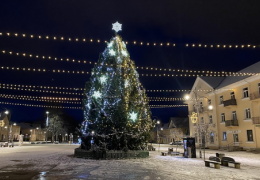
[169,117,189,128]
[200,61,260,89]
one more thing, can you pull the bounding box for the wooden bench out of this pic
[221,157,241,169]
[205,156,221,169]
[161,152,168,156]
[170,152,184,156]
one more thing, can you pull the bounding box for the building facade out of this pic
[150,117,189,144]
[185,61,260,151]
[0,111,21,142]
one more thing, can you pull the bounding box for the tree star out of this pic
[112,21,122,33]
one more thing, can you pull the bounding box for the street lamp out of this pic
[46,111,49,127]
[9,122,16,144]
[156,120,160,151]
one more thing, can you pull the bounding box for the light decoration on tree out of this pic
[81,22,153,151]
[99,75,107,84]
[92,91,101,99]
[109,49,116,56]
[129,111,138,122]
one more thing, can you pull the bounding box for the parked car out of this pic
[169,141,183,145]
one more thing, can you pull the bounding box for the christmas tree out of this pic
[80,22,153,151]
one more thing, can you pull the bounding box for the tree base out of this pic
[74,148,149,159]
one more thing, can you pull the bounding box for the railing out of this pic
[250,92,260,100]
[223,98,237,107]
[225,119,239,126]
[252,117,260,124]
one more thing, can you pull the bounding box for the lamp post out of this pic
[156,120,160,151]
[46,111,49,127]
[184,90,213,160]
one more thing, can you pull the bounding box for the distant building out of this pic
[150,117,189,144]
[18,123,46,141]
[0,110,21,142]
[185,61,260,151]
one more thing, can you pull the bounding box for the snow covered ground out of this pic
[0,143,260,180]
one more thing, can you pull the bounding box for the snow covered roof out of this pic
[200,61,260,89]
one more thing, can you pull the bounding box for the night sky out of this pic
[1,0,260,124]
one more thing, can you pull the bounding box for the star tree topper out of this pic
[112,21,122,33]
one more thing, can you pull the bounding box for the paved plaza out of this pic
[0,143,260,180]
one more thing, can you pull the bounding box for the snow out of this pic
[0,143,260,179]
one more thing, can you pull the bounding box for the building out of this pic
[0,110,21,142]
[185,61,260,151]
[150,117,189,144]
[19,123,46,142]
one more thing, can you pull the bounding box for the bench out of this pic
[205,156,221,169]
[161,152,168,156]
[221,157,241,169]
[148,145,156,151]
[170,152,184,156]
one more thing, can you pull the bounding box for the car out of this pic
[169,141,183,145]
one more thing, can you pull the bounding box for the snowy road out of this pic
[0,144,259,180]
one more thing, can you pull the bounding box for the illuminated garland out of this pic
[0,101,81,109]
[0,83,234,95]
[0,32,257,49]
[0,100,186,109]
[1,50,257,76]
[1,65,258,77]
[0,93,190,103]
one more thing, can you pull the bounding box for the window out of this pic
[245,108,251,119]
[222,132,227,141]
[243,87,249,98]
[200,102,203,112]
[209,115,213,124]
[208,99,211,105]
[210,132,214,143]
[233,134,239,142]
[221,113,225,122]
[232,111,237,120]
[247,130,253,141]
[219,96,224,104]
[230,92,235,99]
[200,117,204,123]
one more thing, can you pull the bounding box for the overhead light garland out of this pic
[0,82,234,95]
[1,65,258,77]
[1,49,258,76]
[0,31,257,49]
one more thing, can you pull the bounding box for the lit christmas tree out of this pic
[80,22,153,151]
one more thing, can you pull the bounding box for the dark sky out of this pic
[1,0,260,123]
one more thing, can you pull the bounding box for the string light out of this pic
[2,49,258,76]
[0,94,81,104]
[0,32,257,49]
[0,82,234,95]
[1,64,258,77]
[0,101,82,109]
